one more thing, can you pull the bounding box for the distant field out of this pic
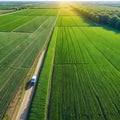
[0,8,58,32]
[0,9,14,15]
[0,5,16,9]
[31,2,59,8]
[0,15,35,32]
[12,8,59,16]
[56,16,94,26]
[14,16,48,33]
[59,8,76,16]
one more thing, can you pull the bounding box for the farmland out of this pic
[0,6,57,119]
[28,3,120,120]
[1,1,120,120]
[48,27,120,120]
[0,9,14,15]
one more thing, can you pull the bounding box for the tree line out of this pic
[72,5,120,30]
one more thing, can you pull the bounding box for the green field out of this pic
[0,8,58,32]
[56,16,94,27]
[0,9,14,14]
[0,7,57,119]
[12,8,58,16]
[28,5,120,120]
[14,16,48,33]
[1,2,120,120]
[48,27,120,120]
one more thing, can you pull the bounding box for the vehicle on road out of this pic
[30,76,37,86]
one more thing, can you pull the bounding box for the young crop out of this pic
[48,27,120,120]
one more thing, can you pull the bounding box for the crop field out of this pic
[30,2,59,8]
[0,10,14,15]
[1,2,120,120]
[0,8,58,32]
[59,8,76,16]
[13,16,48,33]
[12,8,58,16]
[48,27,120,120]
[0,7,57,119]
[28,5,120,120]
[0,2,27,10]
[57,8,94,27]
[56,16,94,26]
[0,15,35,32]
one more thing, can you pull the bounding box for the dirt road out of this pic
[15,50,45,120]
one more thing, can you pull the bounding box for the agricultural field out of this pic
[57,8,95,27]
[30,2,59,8]
[48,27,120,120]
[1,1,120,120]
[13,16,48,33]
[12,8,58,16]
[56,16,94,26]
[0,2,29,10]
[0,9,14,15]
[28,3,120,120]
[0,6,57,119]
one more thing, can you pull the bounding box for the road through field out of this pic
[15,50,45,120]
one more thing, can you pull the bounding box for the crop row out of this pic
[79,27,120,71]
[48,27,120,120]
